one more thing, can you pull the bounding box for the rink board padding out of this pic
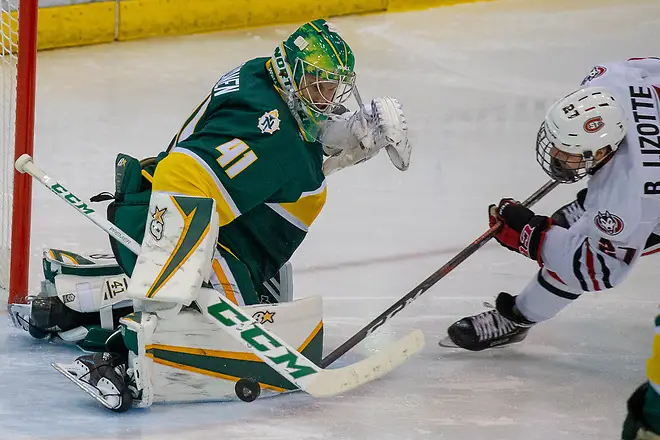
[6,2,116,50]
[27,0,492,50]
[117,0,387,41]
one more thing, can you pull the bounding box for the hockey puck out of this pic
[235,378,261,403]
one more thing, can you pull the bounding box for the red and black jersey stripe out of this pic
[572,239,615,292]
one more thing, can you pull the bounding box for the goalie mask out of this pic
[269,19,356,141]
[536,86,626,183]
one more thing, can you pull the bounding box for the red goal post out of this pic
[2,0,38,304]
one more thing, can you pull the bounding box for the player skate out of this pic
[440,292,534,350]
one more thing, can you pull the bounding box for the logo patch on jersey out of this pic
[594,211,624,236]
[584,116,605,133]
[258,110,281,135]
[581,65,607,85]
[149,206,167,241]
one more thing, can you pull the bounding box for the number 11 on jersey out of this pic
[216,138,257,178]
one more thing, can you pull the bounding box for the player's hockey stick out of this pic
[15,154,425,398]
[321,178,560,367]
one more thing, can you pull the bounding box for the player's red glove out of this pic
[488,198,552,265]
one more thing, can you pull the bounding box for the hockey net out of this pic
[1,0,18,298]
[1,0,36,304]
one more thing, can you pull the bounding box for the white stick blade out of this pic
[305,329,425,397]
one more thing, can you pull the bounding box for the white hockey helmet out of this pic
[536,86,626,183]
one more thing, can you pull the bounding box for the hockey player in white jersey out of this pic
[441,58,660,438]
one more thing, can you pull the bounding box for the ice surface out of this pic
[2,0,660,438]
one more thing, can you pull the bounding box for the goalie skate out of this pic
[52,352,133,412]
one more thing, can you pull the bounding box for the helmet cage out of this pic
[292,57,355,116]
[536,122,619,183]
[535,87,626,183]
[270,19,357,141]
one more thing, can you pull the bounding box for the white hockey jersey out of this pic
[540,57,660,293]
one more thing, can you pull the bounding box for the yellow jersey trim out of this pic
[153,150,241,226]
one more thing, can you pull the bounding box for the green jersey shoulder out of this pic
[157,58,326,286]
[167,57,323,205]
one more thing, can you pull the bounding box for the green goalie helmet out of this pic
[269,19,356,140]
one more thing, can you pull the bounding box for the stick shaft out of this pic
[320,179,560,367]
[16,155,141,254]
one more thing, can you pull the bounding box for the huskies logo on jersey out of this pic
[581,66,607,85]
[258,110,281,134]
[594,211,624,236]
[584,116,605,133]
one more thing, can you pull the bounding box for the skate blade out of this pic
[51,362,118,410]
[438,336,513,350]
[438,336,459,348]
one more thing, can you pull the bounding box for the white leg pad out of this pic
[120,294,323,405]
[126,192,219,306]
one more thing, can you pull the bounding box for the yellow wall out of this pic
[25,0,490,50]
[39,2,116,49]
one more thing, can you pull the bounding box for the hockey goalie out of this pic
[9,18,413,411]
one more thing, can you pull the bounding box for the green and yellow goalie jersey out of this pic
[153,57,327,287]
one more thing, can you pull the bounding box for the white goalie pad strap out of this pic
[120,312,158,408]
[53,274,131,313]
[127,192,219,306]
[99,306,114,330]
[137,301,184,321]
[58,326,90,342]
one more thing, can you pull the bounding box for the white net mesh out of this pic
[0,0,18,292]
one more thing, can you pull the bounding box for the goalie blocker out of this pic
[52,191,323,411]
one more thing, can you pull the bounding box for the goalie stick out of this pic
[321,178,560,367]
[15,154,425,398]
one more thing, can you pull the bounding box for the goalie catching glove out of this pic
[322,97,411,175]
[489,199,552,264]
